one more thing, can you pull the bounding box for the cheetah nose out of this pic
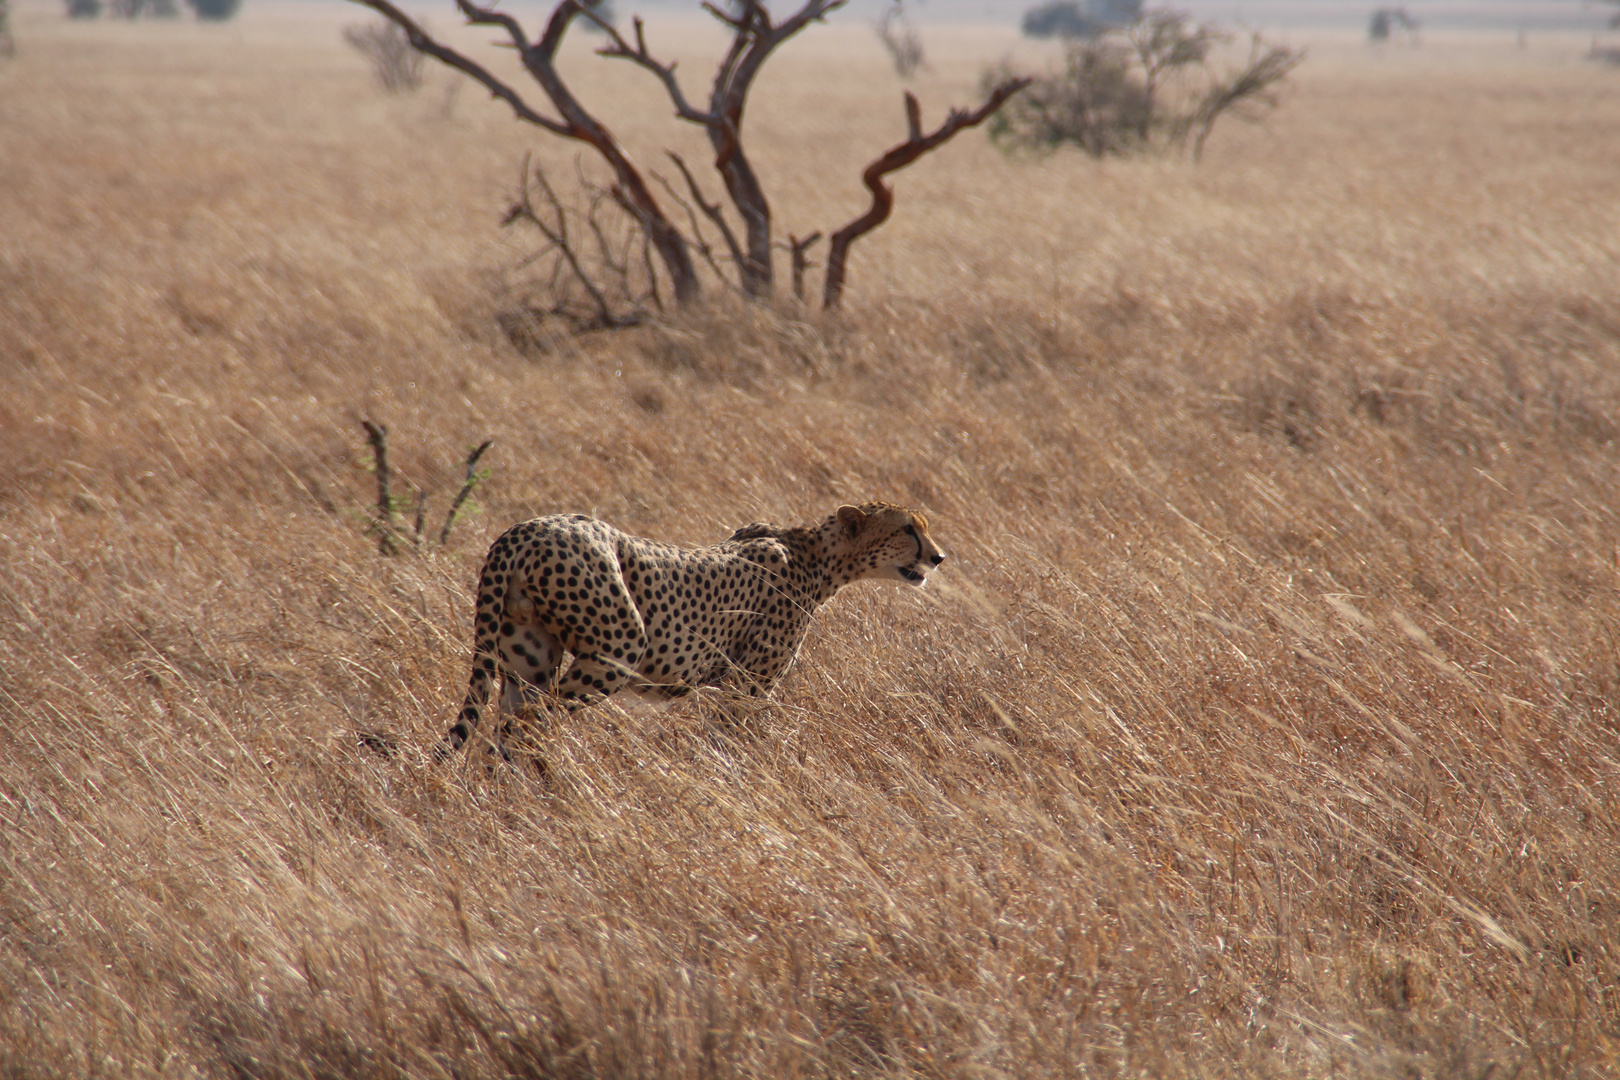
[930,552,945,566]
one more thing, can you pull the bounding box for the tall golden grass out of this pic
[2,4,1619,1075]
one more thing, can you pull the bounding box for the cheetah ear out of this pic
[835,504,867,538]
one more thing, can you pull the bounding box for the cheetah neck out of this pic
[807,516,866,601]
[733,515,861,608]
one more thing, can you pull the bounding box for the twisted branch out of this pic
[823,78,1030,309]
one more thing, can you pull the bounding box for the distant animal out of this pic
[443,502,946,758]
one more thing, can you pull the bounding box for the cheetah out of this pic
[443,502,945,757]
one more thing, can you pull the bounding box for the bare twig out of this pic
[412,489,429,546]
[641,231,664,313]
[503,155,617,329]
[360,419,399,555]
[666,152,747,276]
[585,11,714,124]
[651,170,734,286]
[440,439,494,545]
[823,79,1030,308]
[787,232,821,302]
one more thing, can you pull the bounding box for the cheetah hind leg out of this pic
[488,622,564,761]
[442,621,563,763]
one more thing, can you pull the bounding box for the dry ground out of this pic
[2,3,1620,1076]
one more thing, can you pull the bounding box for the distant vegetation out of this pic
[994,6,1303,159]
[1022,0,1141,40]
[186,0,241,20]
[64,0,240,20]
[343,18,425,93]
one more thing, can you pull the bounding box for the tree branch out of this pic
[587,12,716,124]
[350,0,569,134]
[822,78,1030,309]
[651,170,736,287]
[503,155,620,329]
[787,231,821,302]
[666,151,747,279]
[440,439,494,545]
[360,418,399,555]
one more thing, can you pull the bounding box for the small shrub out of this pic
[66,0,102,19]
[109,0,179,17]
[343,19,425,94]
[991,7,1303,159]
[1022,0,1141,40]
[875,1,925,78]
[185,0,240,22]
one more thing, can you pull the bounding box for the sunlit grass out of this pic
[1,6,1618,1076]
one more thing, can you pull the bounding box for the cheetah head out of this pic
[834,503,946,588]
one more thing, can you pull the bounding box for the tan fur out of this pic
[444,503,944,757]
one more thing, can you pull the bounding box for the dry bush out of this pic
[344,18,426,93]
[875,0,925,78]
[990,9,1304,159]
[2,14,1620,1079]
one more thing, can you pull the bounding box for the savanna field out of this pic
[2,0,1620,1073]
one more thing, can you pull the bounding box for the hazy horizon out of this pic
[8,0,1609,33]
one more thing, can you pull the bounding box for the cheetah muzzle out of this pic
[442,501,946,760]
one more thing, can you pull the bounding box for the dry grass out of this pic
[3,4,1620,1076]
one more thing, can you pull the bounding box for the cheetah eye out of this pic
[904,525,916,536]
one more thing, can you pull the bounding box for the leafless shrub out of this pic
[343,19,425,93]
[497,156,664,343]
[989,7,1303,159]
[359,419,493,553]
[874,0,924,78]
[1188,30,1307,158]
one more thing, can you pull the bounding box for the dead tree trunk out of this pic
[592,0,846,298]
[351,0,1030,313]
[823,80,1029,309]
[351,0,701,304]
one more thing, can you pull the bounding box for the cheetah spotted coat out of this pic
[445,502,945,756]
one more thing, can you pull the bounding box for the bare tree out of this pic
[1367,6,1419,44]
[348,0,1029,310]
[352,0,702,304]
[588,0,849,298]
[875,0,925,78]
